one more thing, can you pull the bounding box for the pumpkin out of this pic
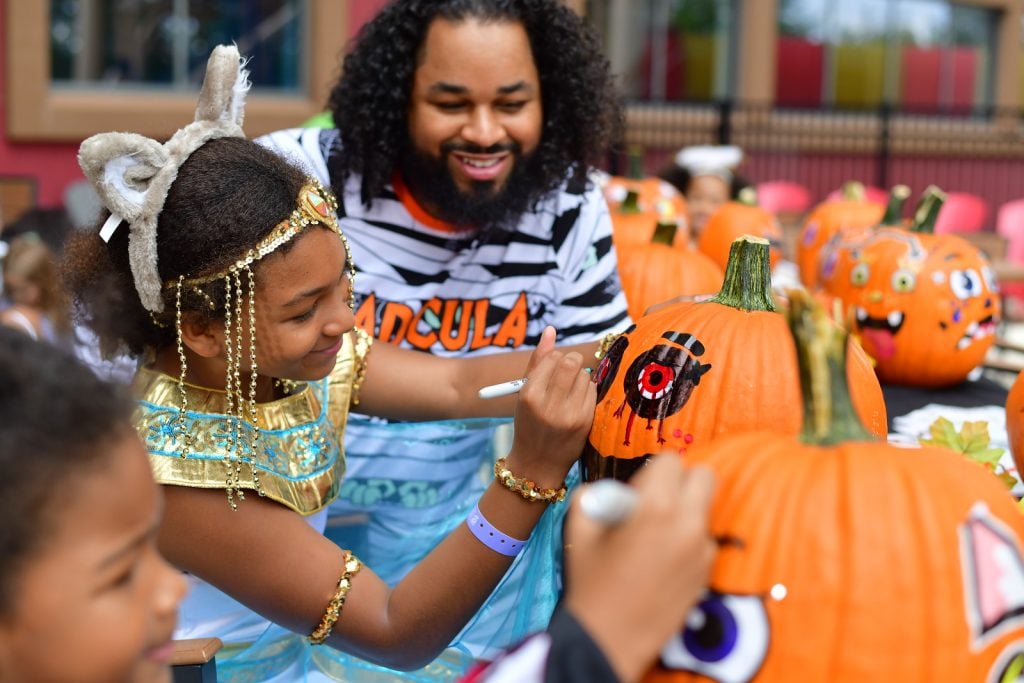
[796,182,887,289]
[697,189,783,272]
[644,290,1024,682]
[601,148,688,222]
[827,187,1000,387]
[617,220,724,320]
[815,184,910,296]
[582,236,887,483]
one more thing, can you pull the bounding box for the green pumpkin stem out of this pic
[840,181,865,202]
[910,185,946,234]
[651,219,678,246]
[787,290,875,445]
[880,184,911,225]
[707,236,776,312]
[619,188,642,214]
[736,186,758,206]
[627,146,645,180]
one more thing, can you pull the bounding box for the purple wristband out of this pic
[466,504,529,557]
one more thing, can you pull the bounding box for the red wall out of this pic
[0,0,84,211]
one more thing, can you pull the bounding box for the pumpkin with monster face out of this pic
[582,236,887,483]
[642,291,1024,683]
[824,189,999,387]
[796,181,885,289]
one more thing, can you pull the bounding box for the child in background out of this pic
[0,233,73,346]
[0,326,186,683]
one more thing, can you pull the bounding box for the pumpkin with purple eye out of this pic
[829,188,1000,387]
[582,236,887,483]
[642,291,1024,683]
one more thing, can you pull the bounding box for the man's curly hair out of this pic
[327,0,623,207]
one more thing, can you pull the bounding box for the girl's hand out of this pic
[504,327,596,487]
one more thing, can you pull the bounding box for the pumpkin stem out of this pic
[651,219,678,246]
[619,188,642,214]
[787,289,875,445]
[706,235,776,312]
[627,145,645,180]
[910,185,946,234]
[736,186,758,206]
[840,181,865,201]
[880,184,911,225]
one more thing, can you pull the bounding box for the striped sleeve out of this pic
[255,127,334,186]
[548,179,631,344]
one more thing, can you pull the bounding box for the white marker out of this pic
[478,368,592,400]
[578,479,638,525]
[477,377,528,399]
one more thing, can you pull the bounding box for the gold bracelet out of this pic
[493,457,567,503]
[309,553,363,645]
[350,327,373,407]
[595,332,620,360]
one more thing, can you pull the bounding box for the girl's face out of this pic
[0,431,186,683]
[250,226,356,382]
[686,174,731,237]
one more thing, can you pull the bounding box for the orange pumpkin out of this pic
[582,236,886,482]
[827,188,1000,387]
[602,173,688,220]
[697,191,783,272]
[645,291,1024,682]
[796,181,886,289]
[617,221,724,320]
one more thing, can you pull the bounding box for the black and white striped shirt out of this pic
[259,127,629,356]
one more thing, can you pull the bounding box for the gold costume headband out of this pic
[168,178,354,510]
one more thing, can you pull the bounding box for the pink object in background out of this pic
[755,180,812,215]
[935,192,988,234]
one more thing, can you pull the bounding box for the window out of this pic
[776,0,996,113]
[49,0,304,91]
[587,0,736,102]
[6,1,345,141]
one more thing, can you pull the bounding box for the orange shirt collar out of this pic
[392,172,467,234]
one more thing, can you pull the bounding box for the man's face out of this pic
[404,17,543,228]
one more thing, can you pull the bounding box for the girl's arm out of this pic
[356,326,601,421]
[157,342,596,670]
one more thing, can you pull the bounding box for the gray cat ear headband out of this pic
[77,44,250,314]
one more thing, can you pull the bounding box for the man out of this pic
[258,0,628,676]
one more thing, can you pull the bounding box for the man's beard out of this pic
[399,140,543,237]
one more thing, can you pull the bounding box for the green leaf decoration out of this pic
[919,417,1012,491]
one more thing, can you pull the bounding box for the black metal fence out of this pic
[611,100,1024,226]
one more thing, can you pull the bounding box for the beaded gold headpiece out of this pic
[167,178,353,510]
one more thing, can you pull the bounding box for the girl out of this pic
[65,45,597,681]
[0,327,186,683]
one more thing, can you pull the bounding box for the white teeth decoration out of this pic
[856,307,868,322]
[638,379,671,401]
[887,311,904,328]
[957,337,972,350]
[967,321,979,335]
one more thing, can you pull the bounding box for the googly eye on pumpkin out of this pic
[660,591,769,683]
[950,269,983,301]
[982,265,999,294]
[850,262,870,287]
[890,268,916,293]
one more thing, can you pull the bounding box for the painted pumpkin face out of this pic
[645,434,1024,683]
[581,300,888,482]
[837,229,999,387]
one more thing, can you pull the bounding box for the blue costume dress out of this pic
[136,330,370,682]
